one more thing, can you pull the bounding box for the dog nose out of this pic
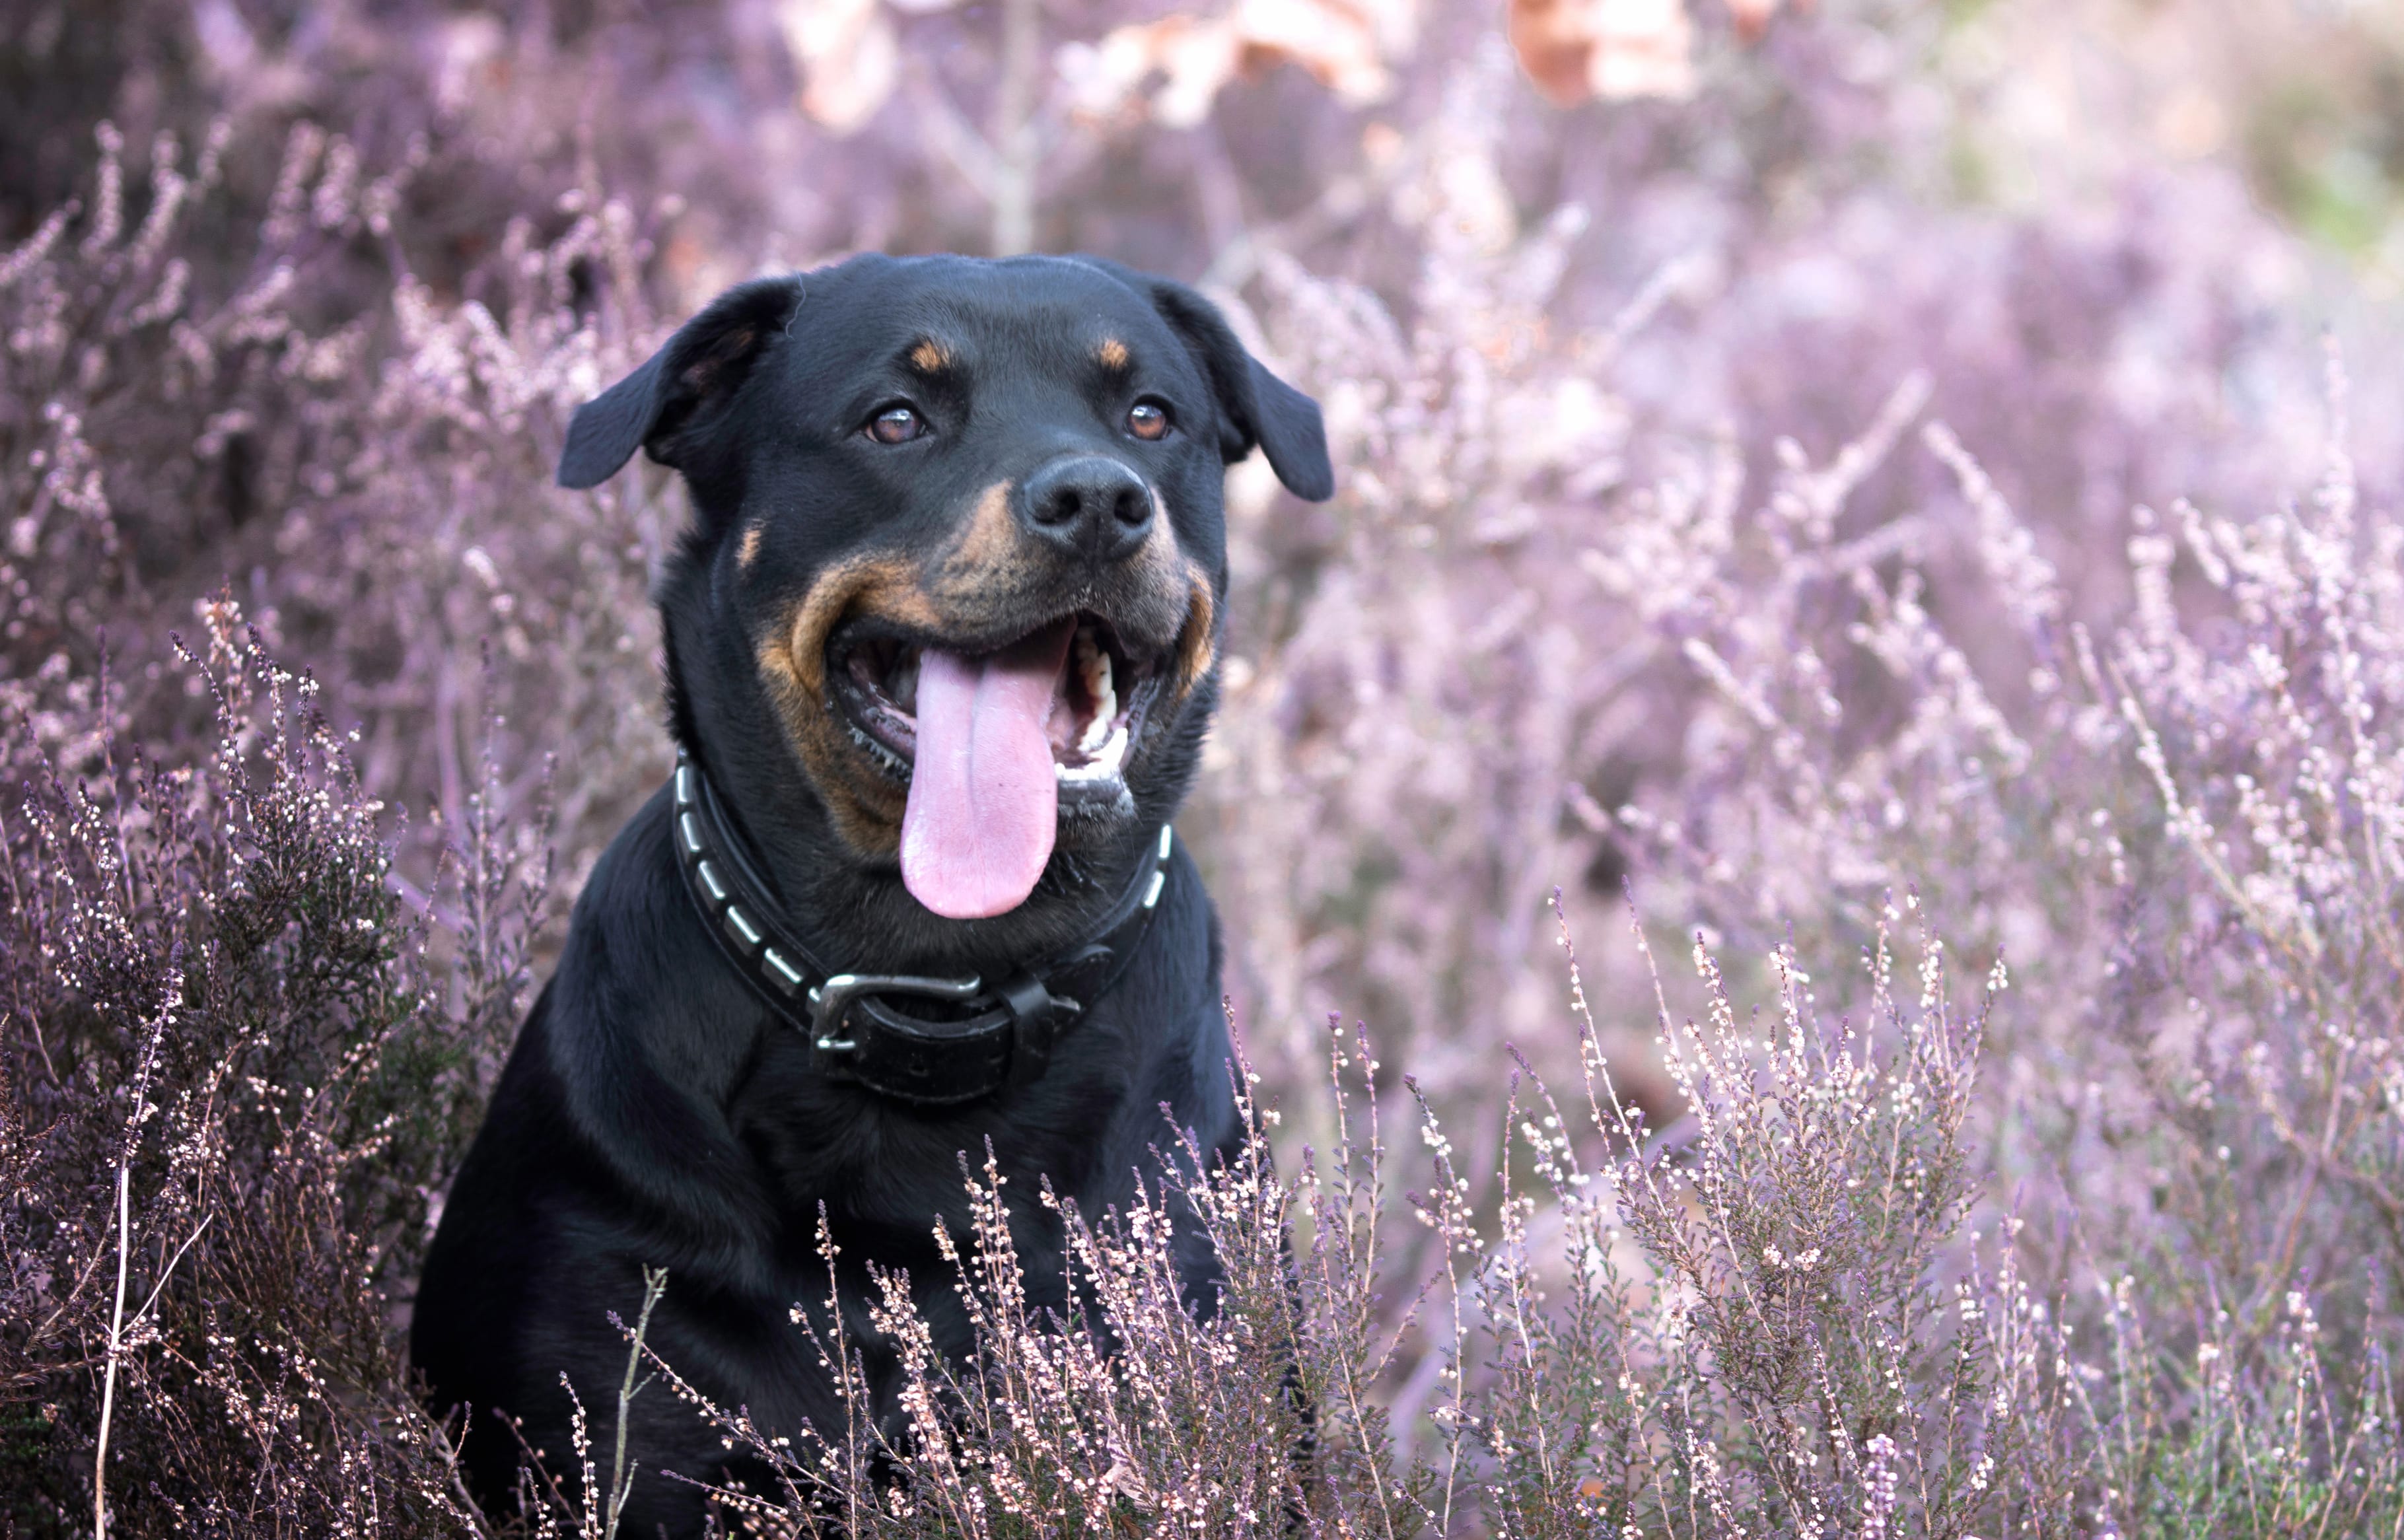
[1017,456,1154,565]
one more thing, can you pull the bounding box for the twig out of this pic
[1199,167,1387,292]
[604,1266,670,1540]
[425,1407,503,1540]
[902,58,1000,201]
[92,1162,130,1539]
[133,1214,211,1325]
[990,0,1040,255]
[92,978,174,1539]
[0,800,65,1090]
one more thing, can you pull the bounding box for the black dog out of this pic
[409,254,1331,1533]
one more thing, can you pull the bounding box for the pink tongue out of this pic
[900,620,1075,919]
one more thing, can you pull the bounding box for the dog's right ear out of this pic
[1123,271,1335,503]
[557,277,802,489]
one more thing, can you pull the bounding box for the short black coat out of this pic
[409,253,1331,1535]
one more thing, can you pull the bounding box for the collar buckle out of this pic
[807,971,984,1054]
[671,748,1172,1107]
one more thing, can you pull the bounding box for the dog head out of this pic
[559,254,1330,932]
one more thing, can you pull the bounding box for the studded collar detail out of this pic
[669,749,1173,1107]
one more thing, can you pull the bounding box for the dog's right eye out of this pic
[866,405,925,444]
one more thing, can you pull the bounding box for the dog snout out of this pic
[1017,456,1154,566]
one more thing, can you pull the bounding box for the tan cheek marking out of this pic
[753,554,942,858]
[1119,513,1217,700]
[933,481,1020,594]
[909,338,949,372]
[736,523,764,571]
[1131,503,1186,602]
[1096,337,1129,370]
[1172,560,1218,696]
[925,481,1064,633]
[776,556,938,699]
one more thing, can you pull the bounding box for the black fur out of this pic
[411,254,1331,1534]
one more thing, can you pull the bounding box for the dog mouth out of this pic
[827,612,1168,919]
[830,612,1164,792]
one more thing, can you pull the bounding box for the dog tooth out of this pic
[1077,648,1117,754]
[1055,720,1128,783]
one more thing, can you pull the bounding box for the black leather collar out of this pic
[669,749,1173,1108]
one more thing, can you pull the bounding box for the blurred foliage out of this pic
[5,0,2404,1533]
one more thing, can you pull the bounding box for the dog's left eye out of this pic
[1126,400,1172,441]
[866,405,925,444]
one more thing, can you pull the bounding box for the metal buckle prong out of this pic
[807,971,984,1053]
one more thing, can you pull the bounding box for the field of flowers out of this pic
[4,0,2402,1533]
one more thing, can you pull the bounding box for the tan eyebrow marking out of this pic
[1096,337,1129,370]
[908,338,950,372]
[736,522,764,571]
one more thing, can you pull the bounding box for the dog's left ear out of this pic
[1100,266,1333,503]
[557,277,803,489]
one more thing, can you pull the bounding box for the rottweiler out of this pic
[409,253,1332,1533]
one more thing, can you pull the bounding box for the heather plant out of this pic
[627,899,2074,1536]
[1178,13,2404,1133]
[1571,341,2404,1536]
[9,0,2404,1535]
[0,101,688,914]
[0,604,512,1534]
[1443,905,2061,1536]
